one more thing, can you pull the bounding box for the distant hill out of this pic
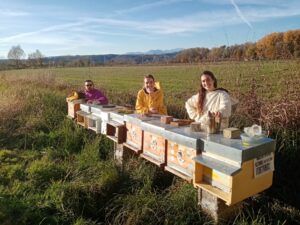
[1,29,298,69]
[126,48,184,55]
[42,52,179,66]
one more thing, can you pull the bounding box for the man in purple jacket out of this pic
[84,80,108,105]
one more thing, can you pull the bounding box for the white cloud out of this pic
[1,1,298,48]
[1,0,299,46]
[0,9,30,16]
[115,0,192,14]
[0,21,85,43]
[201,0,297,7]
[0,0,299,57]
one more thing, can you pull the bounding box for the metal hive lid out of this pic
[199,133,275,163]
[164,126,205,150]
[80,103,91,112]
[141,119,177,136]
[124,114,158,126]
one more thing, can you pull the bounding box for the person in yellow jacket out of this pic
[135,74,167,115]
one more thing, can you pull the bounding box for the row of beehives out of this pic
[67,100,276,206]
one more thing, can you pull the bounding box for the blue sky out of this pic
[0,0,299,58]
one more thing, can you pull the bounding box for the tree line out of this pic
[174,29,300,63]
[6,45,44,68]
[2,29,299,69]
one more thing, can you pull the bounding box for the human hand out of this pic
[149,107,158,114]
[215,112,222,123]
[93,100,100,105]
[215,112,222,118]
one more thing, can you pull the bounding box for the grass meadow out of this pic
[0,60,299,225]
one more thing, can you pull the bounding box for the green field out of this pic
[3,60,299,100]
[0,61,299,225]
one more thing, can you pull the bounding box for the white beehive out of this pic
[86,114,102,133]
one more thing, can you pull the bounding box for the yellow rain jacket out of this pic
[135,82,167,115]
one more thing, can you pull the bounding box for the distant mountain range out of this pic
[38,49,184,65]
[125,48,184,55]
[0,51,180,67]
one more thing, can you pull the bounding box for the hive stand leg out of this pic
[198,189,242,223]
[114,143,124,166]
[113,143,133,167]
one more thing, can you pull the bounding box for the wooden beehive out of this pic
[76,110,90,128]
[165,141,199,182]
[141,131,167,167]
[106,121,126,144]
[123,114,157,154]
[67,99,84,119]
[124,122,143,153]
[163,126,203,182]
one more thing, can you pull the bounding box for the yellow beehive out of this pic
[194,152,274,206]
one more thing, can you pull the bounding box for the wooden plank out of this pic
[165,166,193,182]
[160,116,173,124]
[123,142,142,154]
[170,119,193,127]
[195,182,231,204]
[140,153,165,168]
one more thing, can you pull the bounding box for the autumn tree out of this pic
[208,46,225,62]
[256,32,285,59]
[244,43,257,60]
[283,29,300,58]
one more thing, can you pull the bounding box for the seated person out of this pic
[135,74,167,115]
[185,70,231,130]
[84,80,108,105]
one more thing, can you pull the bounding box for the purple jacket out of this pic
[85,88,108,105]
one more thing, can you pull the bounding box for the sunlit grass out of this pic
[0,60,299,225]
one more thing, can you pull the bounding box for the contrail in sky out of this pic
[230,0,253,29]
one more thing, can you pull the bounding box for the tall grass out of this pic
[0,61,299,224]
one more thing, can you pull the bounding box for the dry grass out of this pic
[0,62,299,224]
